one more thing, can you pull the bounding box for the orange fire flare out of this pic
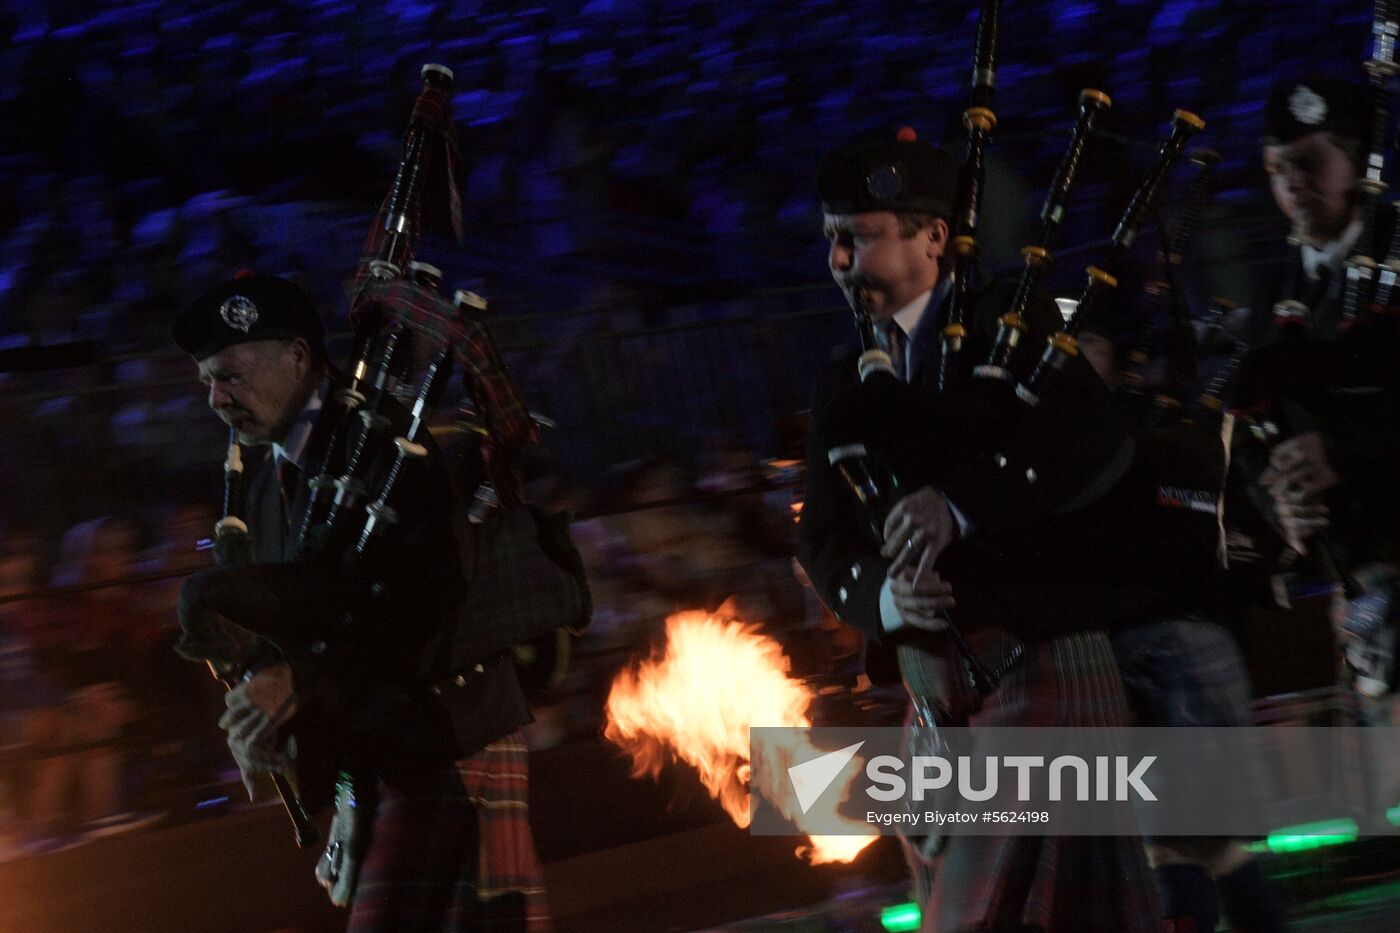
[604,608,877,864]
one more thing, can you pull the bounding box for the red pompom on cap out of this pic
[234,268,256,280]
[895,126,918,142]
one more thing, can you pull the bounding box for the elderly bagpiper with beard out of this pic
[796,131,1161,933]
[171,272,557,932]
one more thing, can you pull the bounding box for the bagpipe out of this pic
[832,107,1208,527]
[178,65,589,836]
[826,2,1225,706]
[1339,0,1400,334]
[1115,147,1221,426]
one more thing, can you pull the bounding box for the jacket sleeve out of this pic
[795,371,893,643]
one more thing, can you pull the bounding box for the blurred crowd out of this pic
[0,0,1374,346]
[0,0,1384,860]
[0,513,223,857]
[1,0,1375,523]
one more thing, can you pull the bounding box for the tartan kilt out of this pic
[347,764,484,933]
[347,732,549,933]
[901,629,1160,933]
[1110,614,1253,728]
[457,734,551,932]
[1110,615,1269,847]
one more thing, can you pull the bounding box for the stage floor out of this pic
[3,807,1398,932]
[703,876,1400,932]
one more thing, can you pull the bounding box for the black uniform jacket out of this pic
[798,282,1227,683]
[1236,223,1400,573]
[241,382,530,796]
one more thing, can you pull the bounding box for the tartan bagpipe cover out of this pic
[350,76,537,495]
[346,78,589,672]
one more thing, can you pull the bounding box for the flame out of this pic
[604,608,877,864]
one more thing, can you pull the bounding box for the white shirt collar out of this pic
[891,288,932,339]
[1300,218,1364,280]
[889,274,954,337]
[272,379,326,469]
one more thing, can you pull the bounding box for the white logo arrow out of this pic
[787,741,865,814]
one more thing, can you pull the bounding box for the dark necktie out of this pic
[882,320,907,382]
[277,458,300,528]
[1303,264,1333,311]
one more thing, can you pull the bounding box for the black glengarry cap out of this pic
[1264,75,1369,144]
[818,127,958,216]
[172,272,324,361]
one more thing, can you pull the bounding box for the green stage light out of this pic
[880,901,921,932]
[1243,818,1360,854]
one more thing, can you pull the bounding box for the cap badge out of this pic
[1288,85,1328,126]
[219,294,259,333]
[866,163,905,202]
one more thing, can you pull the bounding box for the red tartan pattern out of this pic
[346,732,549,933]
[458,733,550,932]
[347,764,481,933]
[903,630,1162,933]
[345,69,537,497]
[348,277,538,500]
[357,80,465,271]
